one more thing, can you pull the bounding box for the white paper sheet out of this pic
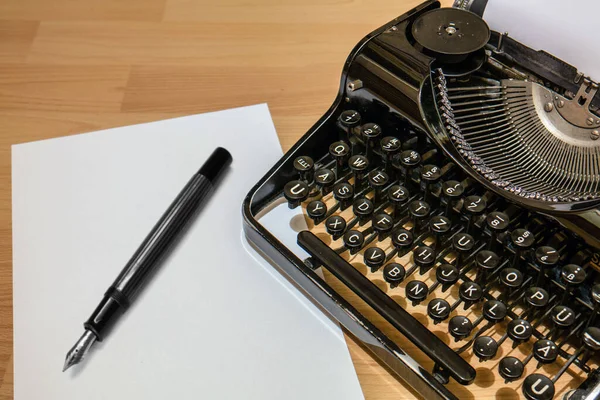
[12,104,364,400]
[483,0,600,81]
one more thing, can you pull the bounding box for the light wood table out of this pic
[0,1,452,398]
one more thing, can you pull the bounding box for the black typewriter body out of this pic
[243,1,600,399]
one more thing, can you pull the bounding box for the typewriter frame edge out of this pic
[242,1,459,399]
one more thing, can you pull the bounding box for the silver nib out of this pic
[63,330,97,372]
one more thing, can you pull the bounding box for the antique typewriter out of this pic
[243,1,600,399]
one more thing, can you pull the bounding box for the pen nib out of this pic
[63,330,97,372]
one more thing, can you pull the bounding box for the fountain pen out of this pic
[63,147,232,372]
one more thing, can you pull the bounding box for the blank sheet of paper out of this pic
[12,104,364,400]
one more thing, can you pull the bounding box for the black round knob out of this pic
[523,374,555,400]
[525,287,550,308]
[499,357,524,383]
[397,149,421,185]
[533,339,558,364]
[486,211,510,249]
[293,156,314,182]
[380,136,402,156]
[392,229,414,253]
[473,336,498,361]
[283,180,310,208]
[430,215,451,235]
[436,264,459,291]
[338,110,361,131]
[510,228,535,250]
[592,284,600,305]
[383,263,406,288]
[333,182,354,210]
[329,141,350,173]
[361,122,382,159]
[582,327,600,352]
[441,180,464,215]
[325,215,346,239]
[343,230,364,254]
[482,299,507,322]
[352,197,374,225]
[388,185,409,218]
[364,247,386,272]
[448,315,473,341]
[372,213,394,240]
[420,164,441,202]
[474,250,500,281]
[408,200,431,232]
[427,298,451,324]
[534,246,559,285]
[463,195,486,233]
[406,280,429,305]
[459,281,483,308]
[507,319,533,344]
[413,246,436,273]
[452,232,475,267]
[499,268,524,289]
[367,170,389,203]
[551,305,575,328]
[348,155,369,189]
[306,200,327,224]
[313,168,336,195]
[561,264,586,286]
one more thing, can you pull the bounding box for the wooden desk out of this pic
[0,1,451,398]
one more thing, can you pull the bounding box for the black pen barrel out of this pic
[84,147,232,340]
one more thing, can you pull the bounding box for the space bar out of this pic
[297,231,476,385]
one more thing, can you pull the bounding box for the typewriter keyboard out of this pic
[283,108,600,400]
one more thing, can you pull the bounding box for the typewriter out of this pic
[243,1,600,399]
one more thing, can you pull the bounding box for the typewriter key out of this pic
[436,264,458,292]
[387,185,409,218]
[383,263,406,288]
[499,357,524,383]
[523,287,550,320]
[429,215,451,251]
[473,336,498,361]
[458,281,483,309]
[283,180,309,209]
[534,246,559,285]
[361,122,381,159]
[452,232,474,267]
[391,228,414,255]
[380,136,401,176]
[551,305,576,339]
[329,141,350,175]
[343,230,364,255]
[523,374,554,400]
[441,180,464,216]
[398,150,421,185]
[348,155,369,191]
[338,110,361,143]
[413,246,436,274]
[486,211,510,250]
[406,280,429,306]
[306,200,327,224]
[408,200,431,233]
[587,284,600,326]
[427,298,451,324]
[482,299,507,322]
[325,215,346,239]
[293,156,314,182]
[367,170,389,204]
[448,315,472,342]
[353,198,374,225]
[364,247,386,272]
[510,228,535,268]
[474,250,500,282]
[499,268,523,300]
[313,168,335,195]
[372,213,394,240]
[333,182,354,210]
[420,164,441,203]
[507,319,533,346]
[532,339,558,364]
[560,264,586,304]
[463,195,486,234]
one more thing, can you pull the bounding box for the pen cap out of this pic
[198,147,232,184]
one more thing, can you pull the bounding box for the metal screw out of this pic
[587,117,595,126]
[544,103,554,112]
[592,130,599,140]
[557,100,565,108]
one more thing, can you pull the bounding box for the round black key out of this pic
[343,230,364,254]
[353,198,374,223]
[429,215,451,235]
[406,280,429,305]
[408,200,431,232]
[436,264,459,289]
[486,211,510,232]
[535,246,560,267]
[533,339,558,364]
[592,284,600,305]
[383,263,406,288]
[293,156,314,181]
[525,287,550,308]
[372,213,394,239]
[399,149,421,167]
[475,250,500,271]
[499,357,524,383]
[441,180,464,215]
[473,336,498,361]
[427,298,451,323]
[313,168,335,194]
[361,122,381,140]
[452,232,475,267]
[329,141,350,172]
[413,246,436,273]
[348,154,369,173]
[459,281,483,305]
[482,299,507,322]
[421,164,441,183]
[392,229,414,252]
[283,180,310,208]
[551,305,575,328]
[325,215,346,238]
[448,316,473,341]
[507,319,533,343]
[306,200,327,222]
[561,264,586,286]
[388,185,409,217]
[510,228,535,250]
[368,170,389,191]
[499,268,524,288]
[463,195,487,215]
[582,327,600,352]
[380,136,402,155]
[364,247,386,271]
[333,182,354,210]
[523,374,555,400]
[339,110,361,129]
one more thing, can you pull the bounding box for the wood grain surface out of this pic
[0,1,453,399]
